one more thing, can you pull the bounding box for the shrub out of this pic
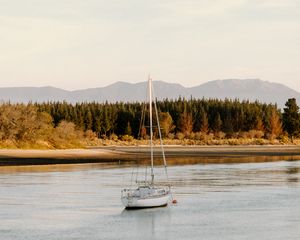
[121,135,134,142]
[239,131,249,139]
[109,133,119,141]
[167,133,175,139]
[193,132,204,140]
[215,131,226,139]
[249,130,264,138]
[278,134,289,144]
[175,132,185,140]
[85,130,97,140]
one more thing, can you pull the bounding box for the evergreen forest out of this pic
[0,98,299,148]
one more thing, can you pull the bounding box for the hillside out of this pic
[0,79,299,107]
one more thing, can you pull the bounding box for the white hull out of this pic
[121,193,170,208]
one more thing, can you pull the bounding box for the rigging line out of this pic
[144,165,148,184]
[130,163,135,189]
[136,106,144,184]
[135,160,139,183]
[144,78,150,184]
[141,104,146,138]
[138,101,146,139]
[152,82,169,183]
[138,77,148,139]
[149,76,154,184]
[136,80,148,184]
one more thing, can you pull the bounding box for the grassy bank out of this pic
[96,137,300,147]
[1,137,300,150]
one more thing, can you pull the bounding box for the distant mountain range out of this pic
[0,79,299,108]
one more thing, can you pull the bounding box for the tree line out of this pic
[0,98,299,148]
[33,98,300,141]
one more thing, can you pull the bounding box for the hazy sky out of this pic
[1,0,300,91]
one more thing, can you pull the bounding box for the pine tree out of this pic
[282,98,300,139]
[84,109,93,130]
[224,113,233,135]
[124,121,132,136]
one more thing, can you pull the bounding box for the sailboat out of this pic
[121,76,172,209]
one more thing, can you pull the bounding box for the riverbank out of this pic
[0,149,120,166]
[1,145,300,166]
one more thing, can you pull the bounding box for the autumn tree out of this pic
[159,112,175,137]
[256,117,265,131]
[50,121,84,148]
[0,104,53,143]
[178,111,193,135]
[0,104,20,141]
[200,111,209,134]
[269,109,282,139]
[140,127,147,139]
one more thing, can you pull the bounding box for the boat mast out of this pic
[149,75,154,184]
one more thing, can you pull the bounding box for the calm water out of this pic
[0,159,300,240]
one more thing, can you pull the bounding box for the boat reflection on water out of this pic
[120,206,173,238]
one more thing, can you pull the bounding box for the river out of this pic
[0,159,299,240]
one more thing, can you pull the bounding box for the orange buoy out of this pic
[172,199,177,204]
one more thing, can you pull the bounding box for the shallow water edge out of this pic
[1,145,300,166]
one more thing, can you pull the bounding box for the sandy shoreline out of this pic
[98,145,300,155]
[0,149,121,166]
[0,145,300,166]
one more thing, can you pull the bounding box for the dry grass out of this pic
[1,132,299,149]
[1,137,298,149]
[95,137,300,147]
